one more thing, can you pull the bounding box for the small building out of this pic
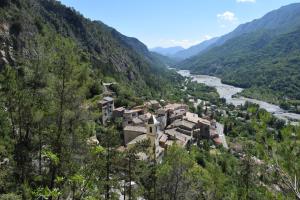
[159,133,169,148]
[167,119,200,137]
[168,109,186,124]
[184,112,211,139]
[156,108,167,130]
[149,100,161,109]
[113,107,125,118]
[163,103,189,112]
[99,97,114,125]
[164,128,192,148]
[123,109,144,126]
[138,112,152,123]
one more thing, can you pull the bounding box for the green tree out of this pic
[43,36,90,198]
[157,145,204,200]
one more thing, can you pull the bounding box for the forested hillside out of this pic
[179,3,300,110]
[0,0,181,99]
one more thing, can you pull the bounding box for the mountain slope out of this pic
[0,0,181,99]
[173,37,219,60]
[179,3,300,105]
[209,3,300,49]
[172,3,300,61]
[150,52,178,66]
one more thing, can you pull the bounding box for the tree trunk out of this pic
[105,147,110,200]
[128,156,132,200]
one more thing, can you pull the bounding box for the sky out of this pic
[59,0,300,49]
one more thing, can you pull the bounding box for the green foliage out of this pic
[42,150,59,166]
[181,24,300,108]
[157,145,204,200]
[32,187,61,200]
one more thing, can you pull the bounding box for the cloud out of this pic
[204,35,213,40]
[157,35,213,48]
[159,39,201,48]
[236,0,256,3]
[217,11,238,29]
[217,11,238,22]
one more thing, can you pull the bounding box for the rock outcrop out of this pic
[0,23,15,69]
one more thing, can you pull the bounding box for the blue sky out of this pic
[59,0,300,49]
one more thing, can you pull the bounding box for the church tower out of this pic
[146,115,160,159]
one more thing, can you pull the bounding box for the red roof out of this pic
[213,137,222,145]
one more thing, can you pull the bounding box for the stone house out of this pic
[99,97,114,125]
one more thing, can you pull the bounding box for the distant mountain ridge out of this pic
[162,3,300,62]
[208,3,300,49]
[178,3,300,104]
[151,46,185,56]
[173,37,219,60]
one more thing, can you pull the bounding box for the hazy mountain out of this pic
[151,46,185,56]
[150,52,178,67]
[179,3,300,102]
[173,37,219,60]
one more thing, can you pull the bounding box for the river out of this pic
[177,70,300,123]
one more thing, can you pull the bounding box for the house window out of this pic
[149,127,152,133]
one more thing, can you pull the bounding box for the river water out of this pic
[178,70,300,122]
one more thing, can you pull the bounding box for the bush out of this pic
[87,81,102,98]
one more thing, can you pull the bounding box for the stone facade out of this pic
[99,97,114,125]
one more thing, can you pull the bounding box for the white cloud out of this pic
[157,35,213,48]
[236,0,256,3]
[217,11,238,29]
[159,39,201,48]
[217,11,238,22]
[204,35,213,40]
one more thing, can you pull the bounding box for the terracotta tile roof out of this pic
[164,103,188,111]
[159,134,168,143]
[184,112,211,126]
[124,126,147,134]
[165,128,192,143]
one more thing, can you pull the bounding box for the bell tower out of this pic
[146,115,159,159]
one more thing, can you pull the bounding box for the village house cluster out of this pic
[99,95,223,162]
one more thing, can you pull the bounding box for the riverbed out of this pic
[178,70,300,123]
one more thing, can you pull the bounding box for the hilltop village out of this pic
[97,84,226,162]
